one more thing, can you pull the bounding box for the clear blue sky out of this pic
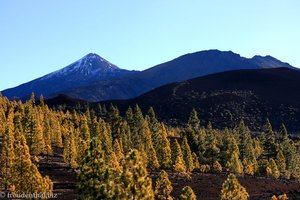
[1,0,299,91]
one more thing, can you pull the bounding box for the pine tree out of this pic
[283,141,295,173]
[272,194,289,200]
[243,158,255,176]
[222,132,243,174]
[180,186,197,200]
[155,170,173,200]
[276,149,286,177]
[125,106,134,132]
[78,138,114,199]
[42,175,53,193]
[76,132,88,164]
[97,104,107,118]
[186,109,200,152]
[28,166,53,193]
[146,107,159,140]
[279,125,295,172]
[113,139,124,162]
[192,152,200,170]
[39,94,45,107]
[156,123,172,169]
[220,129,234,166]
[197,128,206,163]
[0,108,15,190]
[108,151,122,173]
[13,135,53,193]
[220,173,249,200]
[79,115,91,143]
[0,108,6,137]
[13,111,24,138]
[108,104,121,140]
[181,136,194,172]
[278,123,289,143]
[119,121,132,153]
[130,105,145,149]
[84,108,92,126]
[90,117,99,138]
[262,119,277,160]
[213,160,222,173]
[148,144,160,169]
[266,158,280,179]
[119,149,154,200]
[243,140,258,175]
[98,119,113,161]
[253,138,263,161]
[29,92,36,105]
[43,118,53,159]
[140,119,159,168]
[204,122,220,166]
[172,139,187,175]
[278,194,288,200]
[242,134,258,175]
[236,120,251,161]
[30,114,45,155]
[71,110,80,128]
[226,152,243,174]
[50,114,63,147]
[138,144,148,168]
[63,126,78,168]
[23,105,33,148]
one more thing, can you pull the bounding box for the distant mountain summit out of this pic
[2,53,136,99]
[42,53,121,80]
[133,50,293,86]
[251,55,293,68]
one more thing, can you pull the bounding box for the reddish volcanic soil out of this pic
[151,172,300,200]
[38,148,300,200]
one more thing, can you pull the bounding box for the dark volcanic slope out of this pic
[102,67,300,132]
[61,50,294,101]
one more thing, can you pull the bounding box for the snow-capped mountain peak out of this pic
[42,53,119,79]
[2,53,135,99]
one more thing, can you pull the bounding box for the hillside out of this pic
[101,67,300,131]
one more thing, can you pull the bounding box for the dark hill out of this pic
[101,67,300,132]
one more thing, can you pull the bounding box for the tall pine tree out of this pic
[155,170,173,200]
[220,173,249,200]
[180,186,197,200]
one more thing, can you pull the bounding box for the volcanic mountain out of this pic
[2,53,136,99]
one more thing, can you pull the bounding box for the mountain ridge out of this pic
[61,50,295,101]
[2,50,296,101]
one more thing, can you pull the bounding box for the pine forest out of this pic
[0,94,300,200]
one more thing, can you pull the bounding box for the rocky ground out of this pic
[38,148,300,200]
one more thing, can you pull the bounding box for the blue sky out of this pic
[1,0,299,90]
